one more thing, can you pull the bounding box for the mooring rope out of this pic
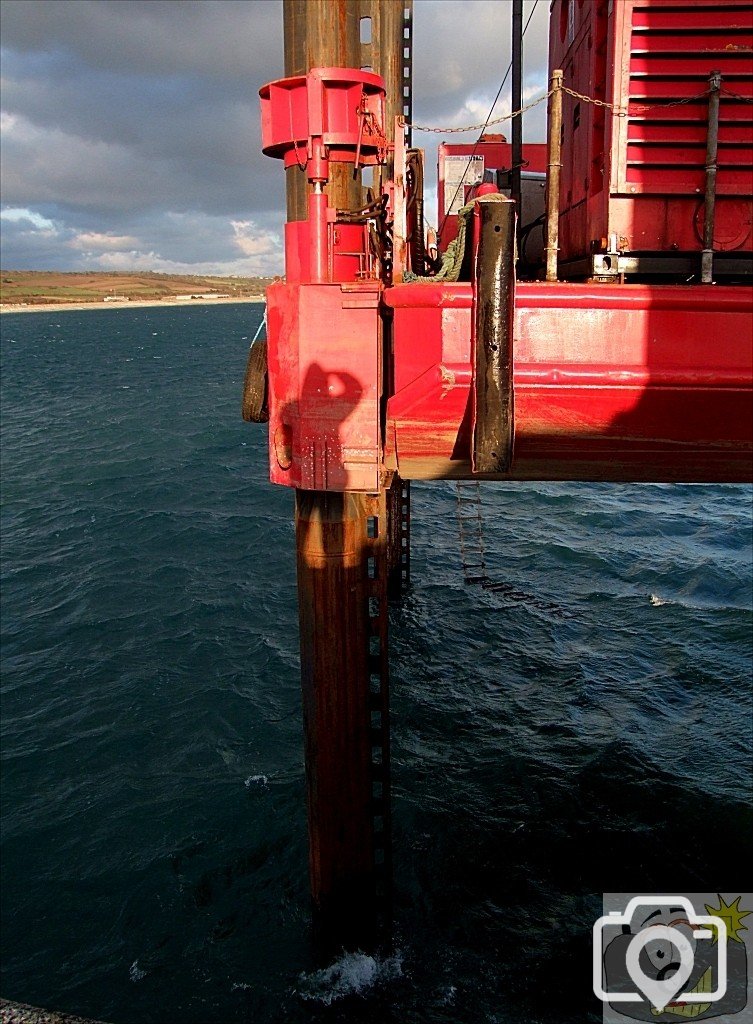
[250,305,267,343]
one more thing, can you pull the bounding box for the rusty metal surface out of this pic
[702,70,722,282]
[363,487,392,936]
[282,0,411,216]
[295,489,390,949]
[360,1,411,156]
[295,490,374,943]
[282,0,362,219]
[278,0,401,953]
[472,200,515,473]
[385,472,410,596]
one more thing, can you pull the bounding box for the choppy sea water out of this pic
[1,303,751,1024]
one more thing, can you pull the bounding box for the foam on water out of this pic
[244,774,269,788]
[296,951,403,1005]
[129,961,146,983]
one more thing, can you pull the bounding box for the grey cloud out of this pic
[0,212,71,267]
[414,1,548,103]
[0,0,283,84]
[412,0,549,130]
[1,109,284,219]
[0,0,550,271]
[1,0,287,232]
[1,44,282,220]
[1,206,283,275]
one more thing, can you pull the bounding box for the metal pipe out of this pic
[472,199,516,473]
[283,0,361,219]
[545,68,563,282]
[309,188,329,283]
[281,0,402,953]
[702,70,722,284]
[295,490,378,951]
[511,0,523,247]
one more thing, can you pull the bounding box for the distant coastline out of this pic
[0,271,274,314]
[1,295,266,315]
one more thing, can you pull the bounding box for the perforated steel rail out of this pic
[402,4,413,146]
[399,479,411,589]
[364,492,392,936]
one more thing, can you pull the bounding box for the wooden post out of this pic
[545,68,563,282]
[511,0,523,248]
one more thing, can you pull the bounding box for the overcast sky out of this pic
[0,0,549,276]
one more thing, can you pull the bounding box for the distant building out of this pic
[103,295,129,302]
[174,293,231,300]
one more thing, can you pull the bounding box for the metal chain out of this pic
[559,85,710,115]
[560,85,627,116]
[633,89,712,113]
[721,86,753,103]
[404,91,552,133]
[454,481,568,615]
[404,84,719,133]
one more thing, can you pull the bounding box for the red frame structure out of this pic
[385,281,752,482]
[259,12,753,497]
[252,0,753,956]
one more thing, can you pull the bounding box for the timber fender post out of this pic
[545,68,563,283]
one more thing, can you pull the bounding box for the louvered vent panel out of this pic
[626,2,753,192]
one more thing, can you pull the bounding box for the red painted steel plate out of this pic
[384,282,753,483]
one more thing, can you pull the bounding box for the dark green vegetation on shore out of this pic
[0,271,274,306]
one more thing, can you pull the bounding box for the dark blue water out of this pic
[1,304,751,1024]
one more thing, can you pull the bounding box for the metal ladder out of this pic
[455,480,489,585]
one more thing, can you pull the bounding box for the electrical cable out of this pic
[437,0,540,245]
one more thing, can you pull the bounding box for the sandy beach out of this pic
[0,296,266,315]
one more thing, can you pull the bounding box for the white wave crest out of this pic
[244,774,268,788]
[296,951,402,1005]
[129,959,146,982]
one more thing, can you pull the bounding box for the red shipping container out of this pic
[549,0,753,268]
